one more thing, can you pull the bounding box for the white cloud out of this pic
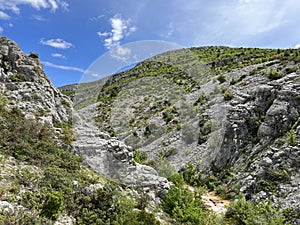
[42,61,85,73]
[0,26,3,33]
[48,0,58,12]
[51,53,66,59]
[0,11,10,19]
[0,0,68,14]
[97,15,136,49]
[295,44,300,49]
[41,38,73,49]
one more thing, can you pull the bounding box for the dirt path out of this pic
[201,192,231,214]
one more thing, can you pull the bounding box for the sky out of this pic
[1,0,300,87]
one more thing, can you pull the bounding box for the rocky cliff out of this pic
[0,37,71,128]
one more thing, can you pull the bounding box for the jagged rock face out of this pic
[205,71,300,217]
[214,73,300,168]
[0,36,71,126]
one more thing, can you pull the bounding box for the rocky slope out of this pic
[73,102,169,191]
[66,46,300,223]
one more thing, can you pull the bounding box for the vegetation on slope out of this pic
[0,94,159,224]
[88,46,300,224]
[160,164,290,225]
[93,46,300,137]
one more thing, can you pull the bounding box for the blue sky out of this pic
[1,0,300,87]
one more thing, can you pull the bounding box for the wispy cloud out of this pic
[32,14,48,21]
[89,14,104,22]
[97,31,110,37]
[42,61,85,73]
[97,15,136,49]
[41,38,73,49]
[42,61,101,78]
[0,11,10,20]
[51,53,66,59]
[0,26,3,33]
[162,22,174,38]
[0,0,68,14]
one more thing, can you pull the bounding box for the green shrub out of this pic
[61,126,75,145]
[61,89,76,97]
[163,112,174,124]
[133,150,148,164]
[169,173,185,187]
[61,98,71,107]
[285,67,297,74]
[286,129,297,146]
[29,52,39,58]
[257,179,276,192]
[194,92,206,105]
[223,89,234,101]
[230,78,239,85]
[162,185,219,224]
[267,70,283,80]
[73,182,160,225]
[266,168,290,183]
[153,158,175,178]
[182,162,200,186]
[10,73,27,82]
[217,75,226,83]
[226,194,290,225]
[0,210,51,224]
[40,191,63,221]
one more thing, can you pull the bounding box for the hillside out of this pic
[65,45,300,224]
[0,36,299,224]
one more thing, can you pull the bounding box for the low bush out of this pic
[40,191,63,220]
[226,194,290,225]
[10,73,27,82]
[286,129,297,146]
[217,75,226,83]
[267,70,283,80]
[223,89,234,101]
[133,149,148,164]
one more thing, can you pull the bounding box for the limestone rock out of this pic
[0,37,71,127]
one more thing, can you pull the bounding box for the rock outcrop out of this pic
[73,103,170,193]
[0,37,71,127]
